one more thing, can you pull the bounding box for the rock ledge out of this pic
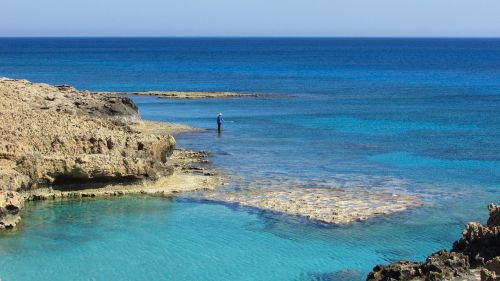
[0,78,219,229]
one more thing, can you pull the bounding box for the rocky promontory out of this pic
[0,78,220,229]
[367,204,500,281]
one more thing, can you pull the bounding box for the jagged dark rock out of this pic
[452,207,500,267]
[481,257,500,281]
[367,250,469,281]
[487,204,500,228]
[367,204,500,281]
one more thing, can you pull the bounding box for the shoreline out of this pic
[0,78,224,230]
[20,148,223,203]
[2,148,223,231]
[0,78,424,230]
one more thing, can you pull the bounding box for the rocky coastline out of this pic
[5,77,497,281]
[367,204,500,281]
[0,78,221,230]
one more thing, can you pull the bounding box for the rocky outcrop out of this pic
[367,204,500,281]
[481,257,500,281]
[0,78,177,228]
[367,250,470,281]
[452,204,500,268]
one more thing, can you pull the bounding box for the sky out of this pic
[1,0,500,37]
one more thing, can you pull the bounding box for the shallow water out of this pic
[1,38,500,280]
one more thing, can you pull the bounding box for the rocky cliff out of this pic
[0,78,177,229]
[367,204,500,281]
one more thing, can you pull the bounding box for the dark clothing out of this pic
[217,115,223,132]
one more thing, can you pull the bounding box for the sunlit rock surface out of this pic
[200,187,421,224]
[0,78,212,228]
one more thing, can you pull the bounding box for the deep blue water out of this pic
[0,38,499,280]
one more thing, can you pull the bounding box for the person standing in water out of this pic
[217,113,224,132]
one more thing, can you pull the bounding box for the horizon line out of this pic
[1,35,500,39]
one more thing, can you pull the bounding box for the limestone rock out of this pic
[0,191,24,229]
[200,186,421,224]
[0,78,177,227]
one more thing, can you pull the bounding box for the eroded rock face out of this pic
[368,260,421,281]
[481,257,500,281]
[0,191,24,230]
[0,78,176,227]
[487,204,500,228]
[367,204,500,281]
[452,204,500,267]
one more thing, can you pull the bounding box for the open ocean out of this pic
[0,38,499,280]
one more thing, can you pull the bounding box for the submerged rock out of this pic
[200,186,421,224]
[367,204,500,281]
[304,269,363,281]
[95,90,259,99]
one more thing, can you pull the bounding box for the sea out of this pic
[0,38,499,280]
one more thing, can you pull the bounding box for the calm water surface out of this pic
[0,38,499,280]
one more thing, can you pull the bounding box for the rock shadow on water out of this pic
[51,175,143,191]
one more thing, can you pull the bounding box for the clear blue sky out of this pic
[1,0,500,37]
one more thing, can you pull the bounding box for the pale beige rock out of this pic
[0,78,219,229]
[0,191,24,229]
[200,187,421,224]
[130,120,201,136]
[97,90,259,99]
[0,78,175,191]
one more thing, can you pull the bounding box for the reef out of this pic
[95,90,259,99]
[367,204,500,281]
[199,187,421,224]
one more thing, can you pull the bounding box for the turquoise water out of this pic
[0,38,500,280]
